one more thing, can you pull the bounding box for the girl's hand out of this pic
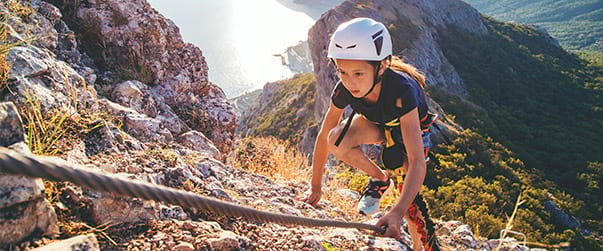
[375,210,404,240]
[296,187,322,207]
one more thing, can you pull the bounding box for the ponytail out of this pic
[389,56,426,89]
[368,56,426,89]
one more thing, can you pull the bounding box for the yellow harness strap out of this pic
[383,118,400,148]
[384,129,395,148]
[395,168,405,190]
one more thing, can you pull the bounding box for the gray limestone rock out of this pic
[0,105,57,244]
[32,234,100,251]
[177,130,221,161]
[0,102,25,147]
[0,195,58,244]
[50,0,236,154]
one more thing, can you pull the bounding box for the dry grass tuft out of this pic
[22,90,72,155]
[58,220,117,246]
[230,136,309,182]
[495,191,526,251]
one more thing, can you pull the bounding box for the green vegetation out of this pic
[335,169,369,194]
[577,50,603,68]
[19,88,119,156]
[244,73,317,146]
[429,15,601,248]
[464,0,602,23]
[321,241,339,251]
[6,0,35,20]
[424,129,570,242]
[0,12,11,92]
[21,91,72,155]
[1,3,38,93]
[0,11,21,93]
[464,0,603,51]
[144,145,180,167]
[538,21,603,51]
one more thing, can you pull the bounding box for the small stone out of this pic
[209,231,239,250]
[152,232,166,241]
[31,234,99,251]
[124,113,164,142]
[173,242,194,251]
[301,235,323,250]
[181,221,196,231]
[160,205,188,220]
[335,189,360,200]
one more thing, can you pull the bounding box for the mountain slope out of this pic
[434,15,602,215]
[463,0,603,51]
[237,73,318,152]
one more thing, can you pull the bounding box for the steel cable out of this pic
[0,148,385,234]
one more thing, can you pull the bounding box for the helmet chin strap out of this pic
[360,63,382,98]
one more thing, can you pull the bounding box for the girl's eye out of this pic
[339,70,346,75]
[355,72,363,76]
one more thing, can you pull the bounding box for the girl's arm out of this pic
[300,102,343,206]
[376,107,426,238]
[393,106,426,213]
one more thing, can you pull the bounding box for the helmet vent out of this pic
[335,44,343,48]
[372,29,384,56]
[371,29,383,39]
[374,36,383,56]
[346,44,357,49]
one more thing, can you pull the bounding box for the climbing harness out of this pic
[0,148,385,234]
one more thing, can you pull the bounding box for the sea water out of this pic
[148,0,316,98]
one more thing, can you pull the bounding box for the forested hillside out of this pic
[430,15,601,246]
[463,0,603,51]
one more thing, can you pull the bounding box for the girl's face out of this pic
[334,59,383,98]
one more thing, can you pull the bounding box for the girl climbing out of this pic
[298,17,440,251]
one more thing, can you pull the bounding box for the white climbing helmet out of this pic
[327,17,392,61]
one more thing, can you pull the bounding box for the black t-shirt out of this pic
[331,68,428,127]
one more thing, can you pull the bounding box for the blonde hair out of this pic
[388,56,426,89]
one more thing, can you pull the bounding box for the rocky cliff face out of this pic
[282,40,314,74]
[47,0,236,154]
[0,0,232,247]
[308,0,487,123]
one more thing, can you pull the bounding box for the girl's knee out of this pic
[327,126,352,155]
[327,127,343,151]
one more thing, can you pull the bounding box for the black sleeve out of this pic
[331,81,350,109]
[396,79,420,117]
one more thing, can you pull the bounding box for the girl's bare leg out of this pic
[327,115,387,181]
